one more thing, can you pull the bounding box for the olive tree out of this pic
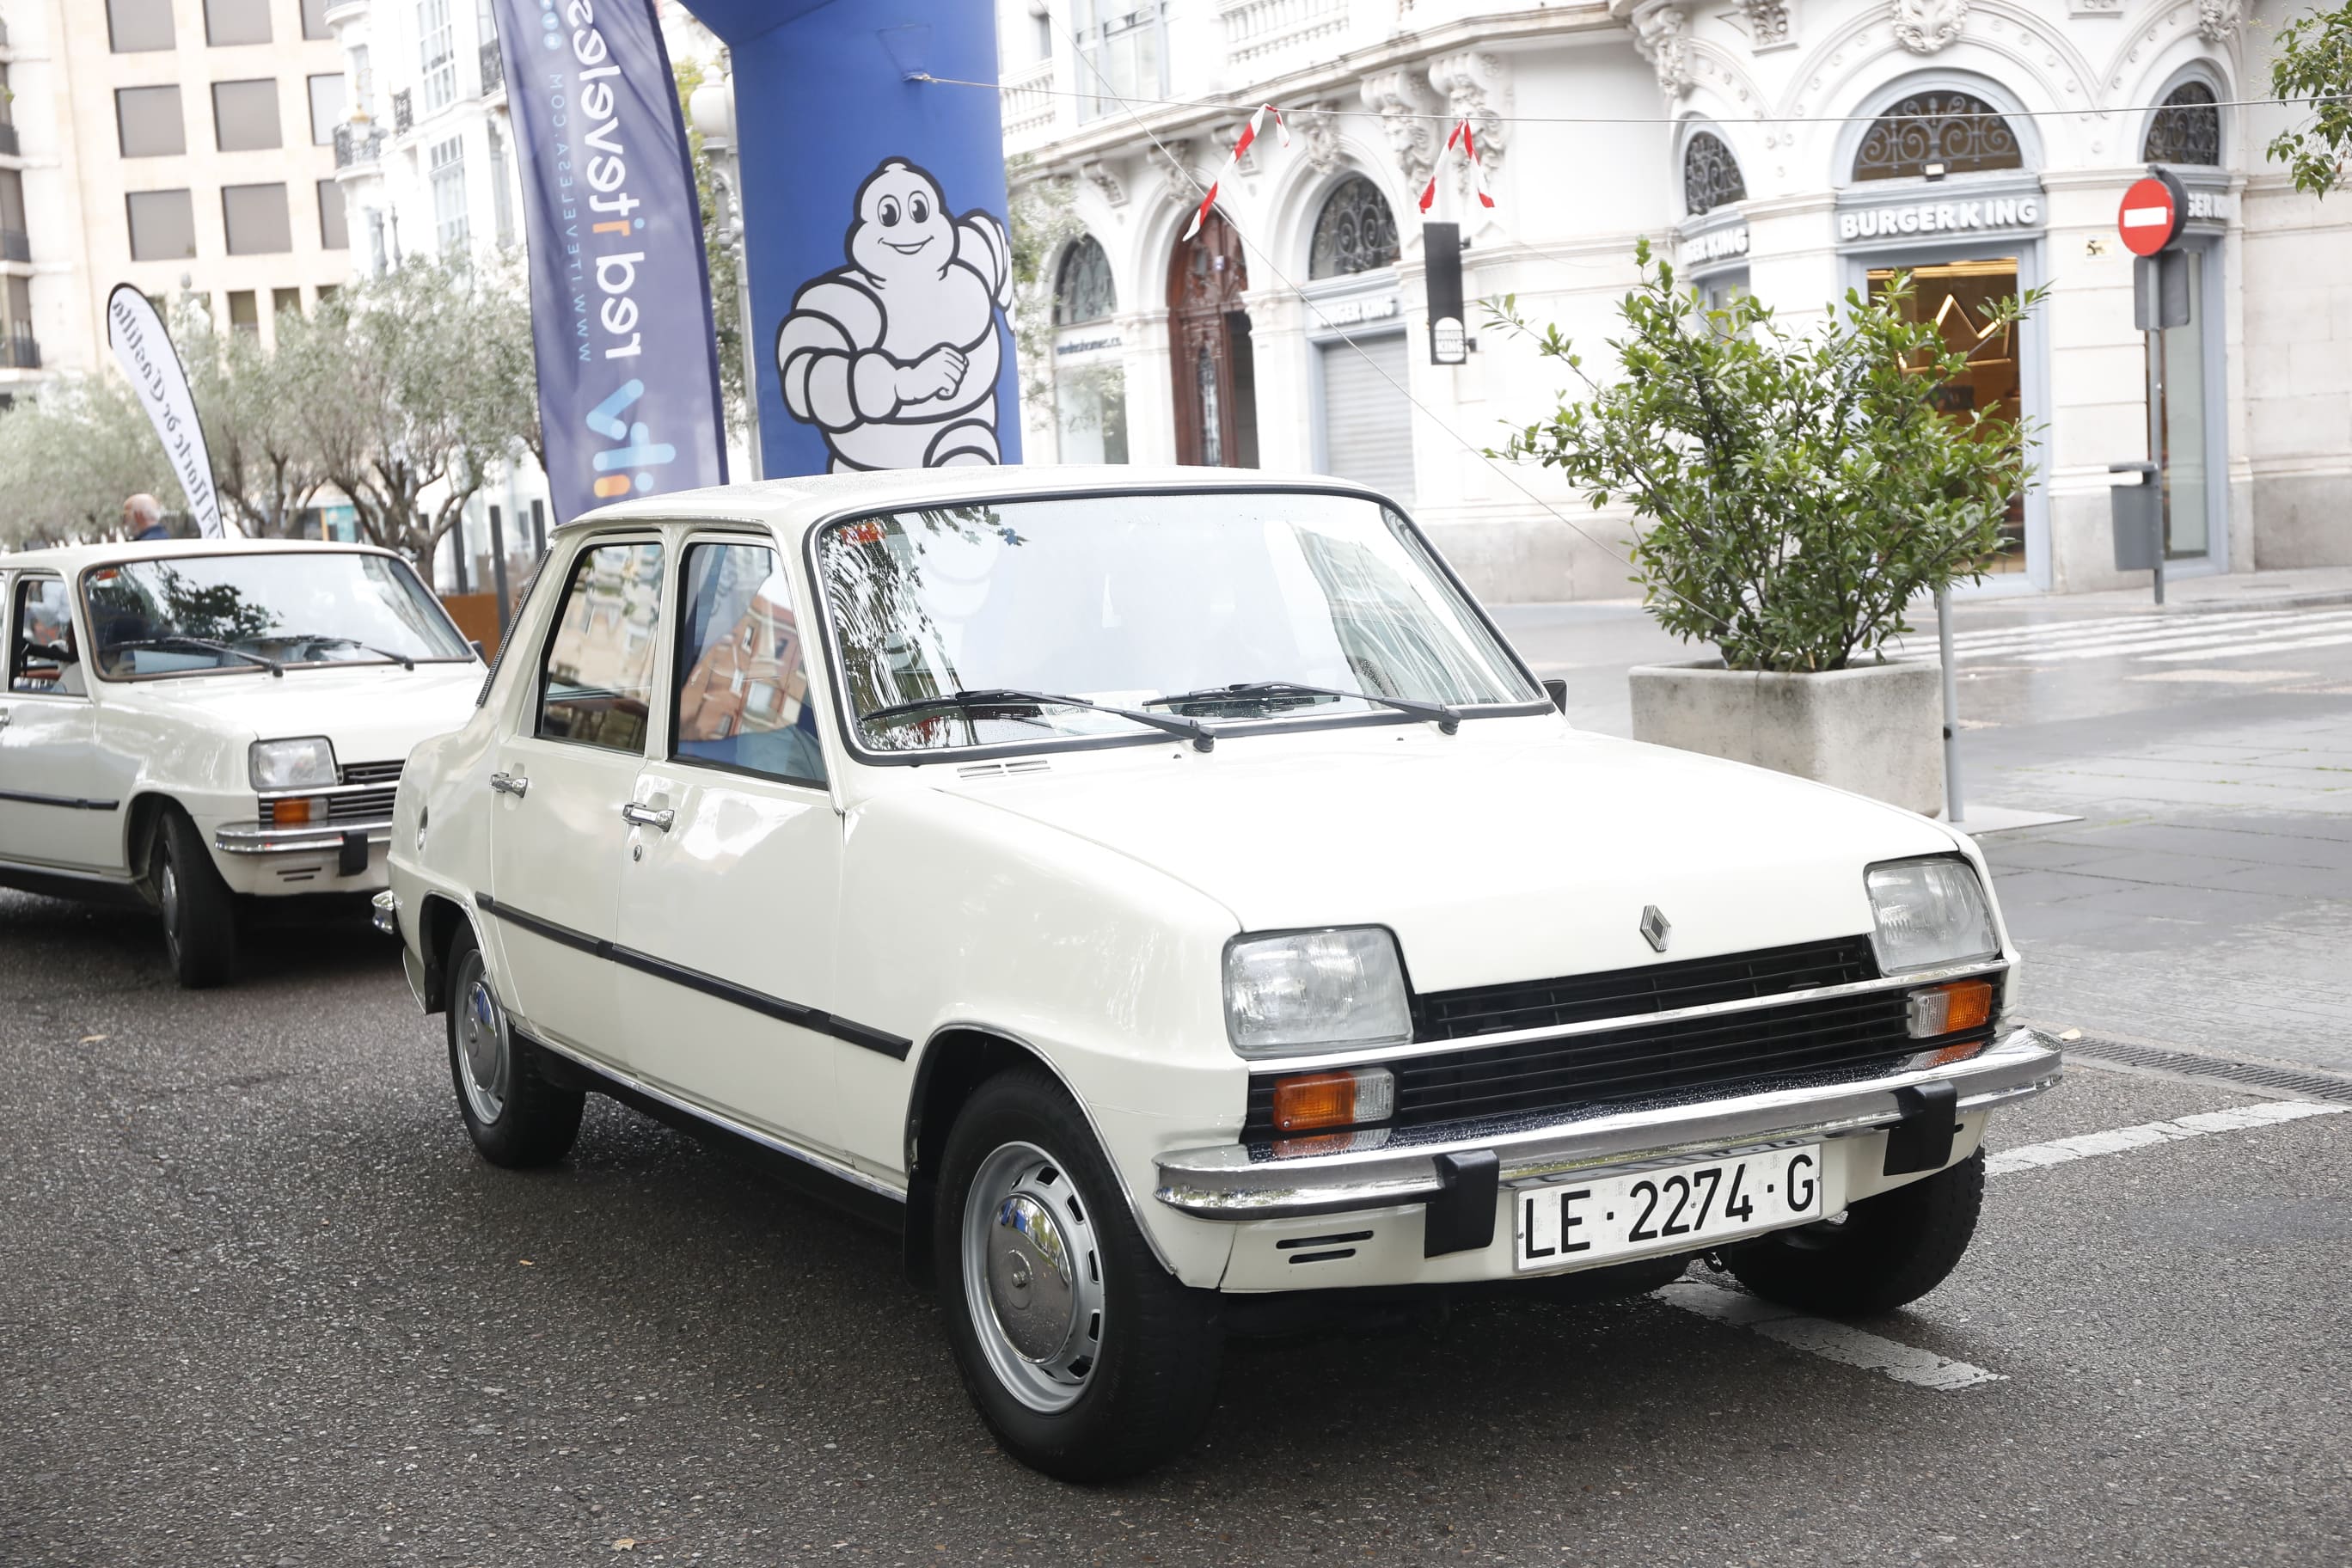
[1493,241,2041,673]
[0,374,176,547]
[178,300,330,538]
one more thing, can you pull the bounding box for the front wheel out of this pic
[1720,1150,1984,1316]
[934,1069,1223,1481]
[444,927,584,1168]
[155,806,237,989]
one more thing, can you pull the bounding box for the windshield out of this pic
[816,492,1540,755]
[82,552,472,679]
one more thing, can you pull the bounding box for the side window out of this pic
[536,540,664,753]
[11,577,84,697]
[671,541,827,787]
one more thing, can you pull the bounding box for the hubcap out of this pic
[961,1142,1106,1413]
[452,950,511,1124]
[158,860,181,958]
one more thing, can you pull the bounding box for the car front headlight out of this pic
[1865,856,2000,974]
[250,736,338,791]
[1223,928,1412,1057]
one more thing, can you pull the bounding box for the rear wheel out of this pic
[154,806,236,989]
[1720,1152,1984,1316]
[444,927,584,1168]
[934,1069,1223,1481]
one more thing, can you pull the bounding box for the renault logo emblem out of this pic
[1639,905,1671,953]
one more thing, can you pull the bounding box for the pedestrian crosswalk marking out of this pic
[1983,1100,2345,1177]
[1656,1279,2005,1390]
[1942,608,2352,667]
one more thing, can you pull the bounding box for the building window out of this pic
[318,179,349,249]
[2145,82,2221,167]
[1853,93,2021,181]
[127,189,199,260]
[430,137,469,252]
[1075,0,1163,123]
[228,290,260,334]
[1682,132,1748,216]
[349,45,375,119]
[302,0,334,40]
[1052,236,1116,325]
[487,121,517,247]
[116,85,187,158]
[212,79,283,152]
[274,287,303,320]
[222,182,293,254]
[1308,175,1400,279]
[204,0,273,46]
[309,75,346,145]
[107,0,175,52]
[0,171,25,263]
[419,0,458,113]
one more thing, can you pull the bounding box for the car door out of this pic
[485,532,669,1064]
[614,534,850,1157]
[0,572,125,873]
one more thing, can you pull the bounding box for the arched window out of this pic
[1308,175,1400,279]
[1053,235,1116,326]
[1682,132,1747,217]
[2144,81,2221,167]
[1853,92,2022,181]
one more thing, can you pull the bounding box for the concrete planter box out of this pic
[1627,658,1945,816]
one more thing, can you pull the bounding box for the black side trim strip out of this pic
[475,891,913,1059]
[0,788,120,812]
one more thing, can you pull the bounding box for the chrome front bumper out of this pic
[1155,1027,2062,1222]
[215,819,393,855]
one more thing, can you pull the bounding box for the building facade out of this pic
[3,0,352,399]
[1001,0,2351,600]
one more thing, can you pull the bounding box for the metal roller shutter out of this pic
[1317,334,1415,504]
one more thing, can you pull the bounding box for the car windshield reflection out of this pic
[83,552,473,680]
[816,493,1540,755]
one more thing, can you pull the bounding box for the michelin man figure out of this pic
[775,158,1014,471]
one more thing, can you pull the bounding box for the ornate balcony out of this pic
[1218,0,1351,71]
[0,328,34,369]
[392,89,413,133]
[1001,58,1057,141]
[334,122,384,168]
[480,40,505,95]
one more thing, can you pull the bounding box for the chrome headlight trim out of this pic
[1223,927,1414,1059]
[249,736,339,791]
[1865,854,2000,976]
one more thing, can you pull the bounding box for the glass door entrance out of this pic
[2152,248,2208,560]
[1869,258,2026,575]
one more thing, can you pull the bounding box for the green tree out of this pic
[177,297,328,538]
[1007,158,1086,417]
[674,55,746,440]
[291,255,540,573]
[0,373,175,546]
[1493,241,2041,673]
[2269,3,2352,197]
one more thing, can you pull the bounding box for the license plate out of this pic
[1512,1144,1823,1271]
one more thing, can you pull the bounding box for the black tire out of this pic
[154,806,237,989]
[1720,1151,1985,1317]
[444,925,584,1169]
[934,1068,1224,1481]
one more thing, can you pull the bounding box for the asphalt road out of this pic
[4,889,2350,1566]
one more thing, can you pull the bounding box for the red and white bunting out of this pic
[1181,104,1290,241]
[1418,119,1496,214]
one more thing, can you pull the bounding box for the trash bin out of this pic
[2110,461,2160,573]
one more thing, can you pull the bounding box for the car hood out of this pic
[104,662,484,768]
[929,725,1965,994]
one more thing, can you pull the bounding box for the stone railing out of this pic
[1218,0,1351,70]
[1001,57,1057,139]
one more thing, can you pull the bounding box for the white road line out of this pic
[1655,1279,2005,1390]
[2015,616,2352,664]
[2142,631,2352,662]
[1984,1100,2347,1176]
[1952,610,2352,663]
[1951,609,2313,649]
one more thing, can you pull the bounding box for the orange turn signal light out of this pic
[1270,1067,1395,1134]
[1906,977,1994,1039]
[269,796,326,826]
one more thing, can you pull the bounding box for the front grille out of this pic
[328,787,396,821]
[1412,937,1879,1043]
[339,760,406,786]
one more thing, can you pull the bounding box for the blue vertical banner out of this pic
[684,0,1020,476]
[490,0,726,521]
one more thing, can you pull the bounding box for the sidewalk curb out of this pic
[2141,588,2352,616]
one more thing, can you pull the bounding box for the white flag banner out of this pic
[104,283,226,539]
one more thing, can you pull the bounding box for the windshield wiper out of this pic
[1148,680,1460,734]
[107,636,283,677]
[281,633,414,671]
[861,688,1216,753]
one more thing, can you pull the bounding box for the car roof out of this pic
[556,466,1398,542]
[0,536,403,573]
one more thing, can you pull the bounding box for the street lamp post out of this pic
[689,63,763,481]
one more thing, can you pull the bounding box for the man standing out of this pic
[122,493,171,541]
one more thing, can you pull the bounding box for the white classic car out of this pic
[379,469,2061,1480]
[0,537,482,986]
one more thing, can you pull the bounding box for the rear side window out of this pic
[671,542,827,787]
[537,541,664,753]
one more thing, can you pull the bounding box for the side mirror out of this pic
[470,639,487,659]
[1542,678,1567,713]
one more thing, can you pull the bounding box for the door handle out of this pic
[620,802,674,832]
[489,771,529,798]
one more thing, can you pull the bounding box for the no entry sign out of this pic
[2118,169,2187,257]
